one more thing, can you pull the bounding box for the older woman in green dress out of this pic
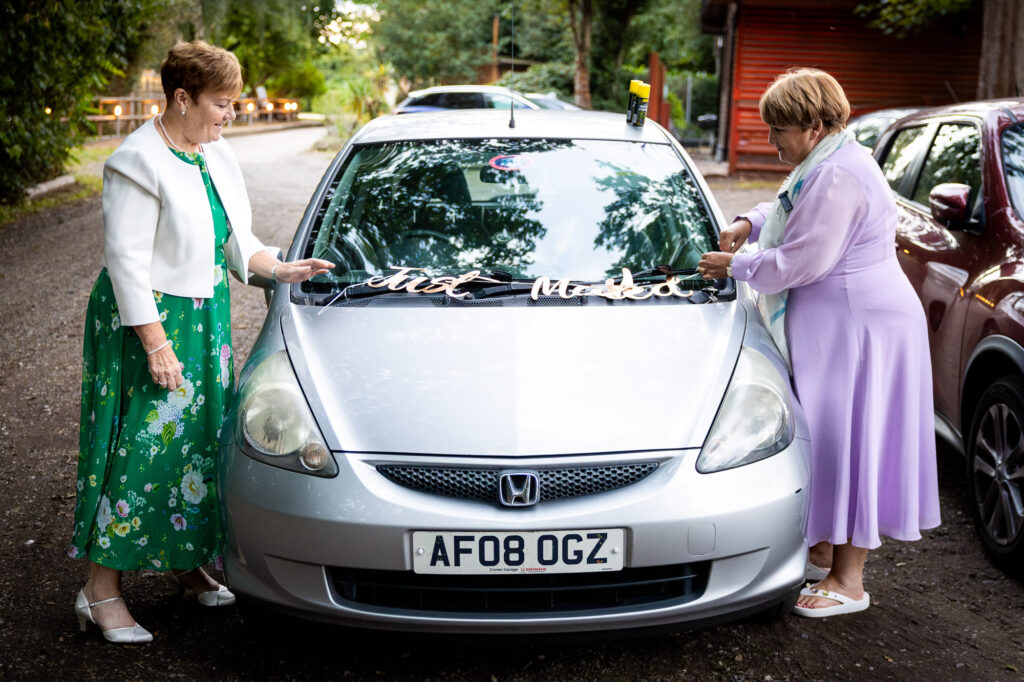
[69,41,333,643]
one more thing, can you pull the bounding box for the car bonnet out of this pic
[280,302,745,456]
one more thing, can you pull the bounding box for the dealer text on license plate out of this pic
[412,529,624,574]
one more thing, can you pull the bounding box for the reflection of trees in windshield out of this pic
[591,160,713,278]
[306,140,573,285]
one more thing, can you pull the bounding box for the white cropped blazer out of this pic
[101,118,269,326]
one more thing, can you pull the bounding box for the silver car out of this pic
[220,110,811,634]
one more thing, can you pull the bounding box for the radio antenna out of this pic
[508,0,516,128]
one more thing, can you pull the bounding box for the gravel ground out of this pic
[0,130,1022,681]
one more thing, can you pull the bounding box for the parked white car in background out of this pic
[394,84,578,113]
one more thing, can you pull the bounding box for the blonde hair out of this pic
[160,41,243,104]
[759,68,850,135]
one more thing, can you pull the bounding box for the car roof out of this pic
[407,84,522,97]
[898,98,1024,124]
[352,109,674,145]
[850,107,921,122]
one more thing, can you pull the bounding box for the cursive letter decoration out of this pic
[362,267,699,302]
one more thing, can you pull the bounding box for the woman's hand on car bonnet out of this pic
[272,258,335,284]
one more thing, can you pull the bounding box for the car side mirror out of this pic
[929,183,972,229]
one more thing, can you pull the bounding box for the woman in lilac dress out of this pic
[698,68,940,617]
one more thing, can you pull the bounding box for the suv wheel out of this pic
[966,378,1024,562]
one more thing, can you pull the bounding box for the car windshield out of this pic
[849,116,893,149]
[301,138,716,294]
[1003,122,1024,219]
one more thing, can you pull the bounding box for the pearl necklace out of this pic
[157,114,201,155]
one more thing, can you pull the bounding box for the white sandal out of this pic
[793,585,870,618]
[805,562,830,581]
[165,570,236,607]
[74,590,153,643]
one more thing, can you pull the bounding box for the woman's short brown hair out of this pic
[759,68,850,135]
[161,41,243,104]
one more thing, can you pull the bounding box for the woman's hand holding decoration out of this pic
[270,258,335,284]
[697,251,734,280]
[147,342,184,390]
[718,219,752,253]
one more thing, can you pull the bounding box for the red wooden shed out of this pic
[701,0,982,173]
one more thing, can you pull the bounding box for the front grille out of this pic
[376,463,659,504]
[522,296,585,306]
[331,562,710,613]
[430,297,506,307]
[325,298,372,307]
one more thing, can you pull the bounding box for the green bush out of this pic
[265,59,328,105]
[1,1,149,205]
[495,63,574,99]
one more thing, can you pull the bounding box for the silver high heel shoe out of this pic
[75,590,153,644]
[165,570,236,607]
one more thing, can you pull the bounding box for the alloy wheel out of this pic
[970,386,1024,550]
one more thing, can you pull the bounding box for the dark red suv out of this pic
[873,99,1024,564]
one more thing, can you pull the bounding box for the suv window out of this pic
[413,94,445,107]
[1002,122,1024,219]
[881,126,929,196]
[483,93,531,109]
[439,92,483,109]
[911,123,982,205]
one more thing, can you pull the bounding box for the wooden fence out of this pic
[87,94,302,137]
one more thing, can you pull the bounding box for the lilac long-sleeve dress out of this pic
[730,141,941,549]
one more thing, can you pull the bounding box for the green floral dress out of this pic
[69,148,234,571]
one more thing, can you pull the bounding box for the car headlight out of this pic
[236,350,337,477]
[696,346,795,473]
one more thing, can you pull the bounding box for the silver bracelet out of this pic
[270,262,279,281]
[726,261,733,278]
[147,340,170,356]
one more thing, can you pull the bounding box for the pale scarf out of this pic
[756,128,855,370]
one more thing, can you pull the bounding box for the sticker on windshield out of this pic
[488,154,533,171]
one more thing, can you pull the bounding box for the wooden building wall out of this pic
[728,2,981,172]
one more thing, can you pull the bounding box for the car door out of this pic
[884,119,987,420]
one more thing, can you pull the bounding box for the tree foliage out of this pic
[369,0,708,113]
[208,0,341,97]
[338,64,394,133]
[374,0,500,87]
[857,0,1022,101]
[855,0,974,37]
[587,0,649,110]
[503,0,573,64]
[495,62,575,98]
[0,0,155,204]
[626,0,713,72]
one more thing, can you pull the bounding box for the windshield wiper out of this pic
[313,281,416,312]
[316,272,527,310]
[614,265,700,282]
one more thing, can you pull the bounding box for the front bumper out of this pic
[219,440,810,634]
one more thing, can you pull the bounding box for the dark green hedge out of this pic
[1,1,147,204]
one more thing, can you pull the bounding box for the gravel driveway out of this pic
[0,129,1021,681]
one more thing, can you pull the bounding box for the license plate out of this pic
[412,529,624,574]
